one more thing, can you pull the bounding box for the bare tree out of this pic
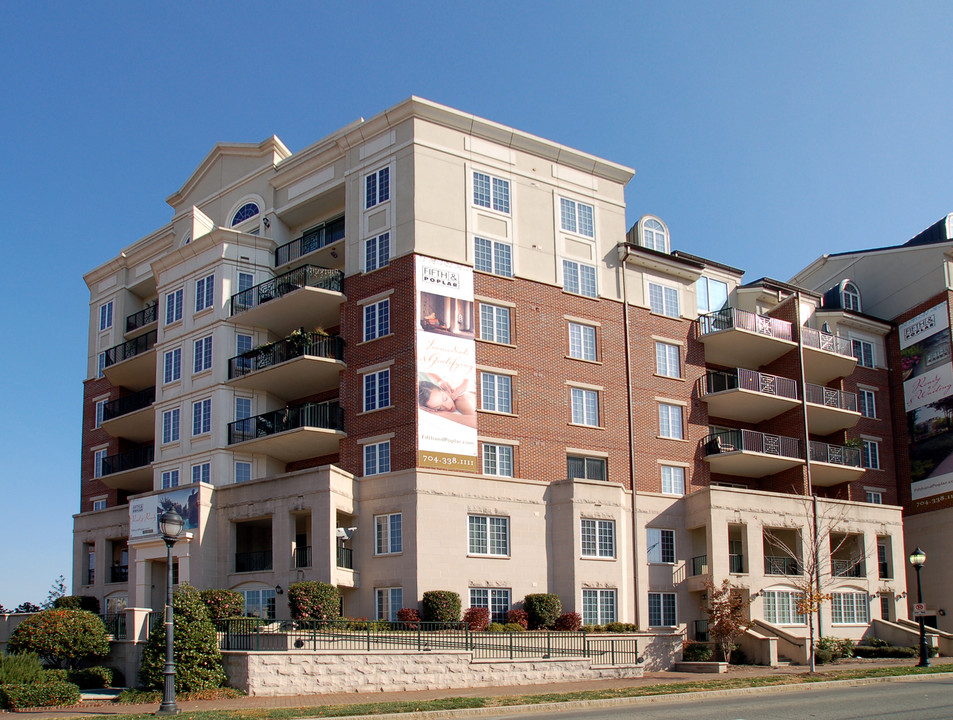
[703,579,753,664]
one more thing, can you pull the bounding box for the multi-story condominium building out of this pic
[76,97,907,657]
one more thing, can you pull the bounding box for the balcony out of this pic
[690,555,708,576]
[698,308,796,368]
[801,327,858,384]
[805,383,860,435]
[227,401,345,462]
[808,441,864,486]
[693,619,709,642]
[101,387,155,443]
[764,556,802,576]
[295,546,312,569]
[103,330,157,391]
[275,216,345,267]
[227,332,344,400]
[99,445,154,493]
[702,429,804,478]
[109,565,129,584]
[701,368,799,423]
[729,554,745,574]
[229,265,345,336]
[125,302,158,335]
[235,550,273,573]
[832,558,866,578]
[337,546,353,570]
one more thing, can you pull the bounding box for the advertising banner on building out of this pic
[129,487,200,539]
[902,302,953,507]
[415,256,478,472]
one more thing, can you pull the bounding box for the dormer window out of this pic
[231,202,260,227]
[640,216,669,253]
[841,281,861,312]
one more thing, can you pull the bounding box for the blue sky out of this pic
[1,1,952,609]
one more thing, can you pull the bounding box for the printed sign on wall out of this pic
[129,487,200,539]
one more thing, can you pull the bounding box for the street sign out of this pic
[913,603,926,617]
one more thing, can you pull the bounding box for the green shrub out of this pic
[421,591,461,624]
[42,668,69,682]
[813,647,834,665]
[52,596,100,614]
[287,582,341,621]
[7,609,110,669]
[554,612,582,631]
[503,623,527,632]
[486,623,505,633]
[523,594,561,630]
[0,681,81,709]
[139,584,226,692]
[604,622,639,633]
[853,644,918,658]
[582,624,605,633]
[0,652,44,684]
[199,589,245,620]
[816,636,854,660]
[682,642,713,662]
[68,666,114,689]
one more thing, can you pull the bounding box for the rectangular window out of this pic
[482,443,514,477]
[99,301,113,331]
[881,596,890,621]
[163,348,182,383]
[468,515,509,556]
[95,400,106,429]
[192,398,211,436]
[474,237,513,277]
[161,469,179,489]
[480,303,511,344]
[365,167,390,209]
[859,389,876,418]
[762,590,805,624]
[92,499,107,511]
[568,323,597,361]
[473,171,510,213]
[165,289,183,325]
[560,197,595,237]
[363,299,390,341]
[241,588,276,619]
[193,336,213,373]
[235,397,252,421]
[376,587,402,622]
[162,408,180,444]
[363,441,391,476]
[862,440,880,469]
[98,352,106,378]
[647,592,677,627]
[235,461,252,484]
[583,589,617,626]
[481,372,512,413]
[567,456,606,481]
[375,513,402,555]
[191,462,210,484]
[469,588,511,624]
[647,528,675,564]
[363,369,391,412]
[649,282,680,318]
[238,272,254,294]
[93,449,107,479]
[852,339,875,368]
[697,277,729,314]
[658,403,684,439]
[195,274,214,312]
[365,232,391,272]
[866,490,883,504]
[831,592,870,624]
[570,387,600,426]
[236,333,253,355]
[661,465,686,495]
[562,260,598,298]
[581,519,615,558]
[655,342,681,378]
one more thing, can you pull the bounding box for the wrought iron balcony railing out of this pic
[235,550,273,573]
[801,326,854,357]
[702,429,801,459]
[698,307,793,341]
[705,368,798,399]
[102,387,155,422]
[109,565,129,583]
[809,441,862,467]
[729,553,745,573]
[230,265,344,316]
[275,216,345,267]
[337,546,353,570]
[228,333,344,379]
[295,546,312,569]
[694,619,709,642]
[125,302,158,333]
[764,555,802,575]
[103,329,158,367]
[832,559,865,578]
[805,383,858,412]
[690,555,708,576]
[227,401,344,445]
[101,445,154,475]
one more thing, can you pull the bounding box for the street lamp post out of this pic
[157,509,185,715]
[908,546,930,668]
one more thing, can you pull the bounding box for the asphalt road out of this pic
[486,676,953,720]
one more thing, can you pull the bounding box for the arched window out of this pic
[231,202,260,227]
[842,281,861,312]
[640,216,669,253]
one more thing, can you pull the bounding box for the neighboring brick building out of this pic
[75,97,907,654]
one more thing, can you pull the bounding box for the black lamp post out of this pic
[157,509,185,715]
[908,546,930,668]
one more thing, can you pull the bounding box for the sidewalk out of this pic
[7,656,953,719]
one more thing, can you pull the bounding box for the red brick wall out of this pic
[79,377,123,513]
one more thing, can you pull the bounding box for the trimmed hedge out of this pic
[199,589,245,620]
[486,623,505,633]
[421,591,461,624]
[523,594,561,629]
[69,666,114,689]
[0,653,44,685]
[52,595,100,614]
[288,582,341,621]
[682,642,713,662]
[463,607,490,632]
[7,609,110,669]
[503,623,527,632]
[853,644,918,658]
[0,681,81,710]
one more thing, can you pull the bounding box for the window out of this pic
[238,272,254,294]
[862,440,880,469]
[98,352,106,378]
[655,342,680,378]
[468,515,509,556]
[697,277,728,314]
[831,592,869,624]
[480,303,511,344]
[866,490,883,504]
[474,237,513,277]
[658,403,684,439]
[647,592,676,627]
[881,595,890,621]
[235,397,252,421]
[560,198,594,237]
[762,590,805,624]
[161,469,179,489]
[375,513,402,555]
[648,282,679,318]
[661,465,686,495]
[859,389,876,418]
[365,232,390,272]
[842,282,861,312]
[235,461,252,484]
[647,528,675,564]
[583,589,617,625]
[567,456,606,481]
[472,171,510,213]
[231,202,260,227]
[163,348,181,383]
[641,217,668,252]
[482,443,514,477]
[570,387,600,426]
[470,588,511,624]
[852,339,875,368]
[192,462,210,484]
[241,588,276,619]
[193,336,213,373]
[481,372,512,413]
[162,409,180,444]
[568,323,597,361]
[192,399,211,436]
[581,519,615,558]
[562,260,597,298]
[364,441,391,476]
[376,587,402,622]
[363,369,391,412]
[165,289,183,325]
[195,274,214,312]
[363,299,390,341]
[99,301,113,331]
[92,499,107,511]
[365,167,390,209]
[93,449,107,479]
[95,400,106,428]
[236,334,253,373]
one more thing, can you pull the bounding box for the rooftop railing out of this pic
[698,307,793,341]
[103,330,157,367]
[704,368,798,399]
[809,441,862,467]
[701,429,801,459]
[801,326,854,357]
[102,387,155,422]
[125,303,158,333]
[805,383,858,412]
[101,445,154,475]
[228,333,344,380]
[275,216,345,267]
[230,265,344,316]
[227,401,344,445]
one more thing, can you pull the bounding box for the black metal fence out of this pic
[104,330,158,367]
[275,216,345,267]
[230,265,344,316]
[227,402,344,444]
[102,387,155,421]
[101,445,154,475]
[100,613,127,639]
[126,303,158,333]
[228,334,344,380]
